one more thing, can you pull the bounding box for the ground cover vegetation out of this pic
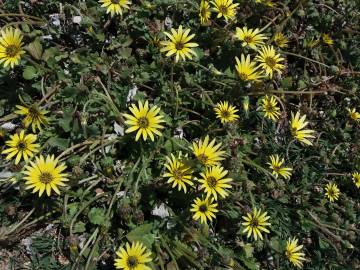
[0,0,359,269]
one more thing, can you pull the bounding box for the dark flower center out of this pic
[127,256,138,268]
[5,45,19,57]
[39,172,54,184]
[265,57,276,68]
[264,103,276,112]
[28,106,40,119]
[201,7,207,17]
[138,117,149,128]
[17,141,26,150]
[244,35,253,43]
[207,176,218,188]
[218,5,228,14]
[250,217,259,228]
[197,154,208,164]
[172,168,184,181]
[239,72,249,80]
[220,110,230,119]
[175,42,184,50]
[199,204,208,213]
[111,0,120,4]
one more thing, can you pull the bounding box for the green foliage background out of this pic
[0,0,359,269]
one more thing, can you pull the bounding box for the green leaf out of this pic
[48,137,70,150]
[73,222,86,233]
[126,224,155,247]
[88,208,107,225]
[23,66,38,80]
[27,40,43,60]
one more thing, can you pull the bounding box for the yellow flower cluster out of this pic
[2,103,68,197]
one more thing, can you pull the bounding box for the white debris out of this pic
[114,122,124,136]
[126,85,138,102]
[1,122,16,131]
[72,16,82,24]
[151,203,170,218]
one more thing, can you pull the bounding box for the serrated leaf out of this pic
[23,66,38,80]
[88,208,106,225]
[48,137,70,150]
[73,221,86,233]
[27,40,43,60]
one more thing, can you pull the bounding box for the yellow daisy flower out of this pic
[290,112,315,146]
[114,241,152,270]
[274,32,289,48]
[99,0,131,17]
[211,0,239,22]
[190,197,218,224]
[23,155,68,197]
[2,130,39,164]
[235,27,267,50]
[163,153,193,193]
[242,207,271,240]
[235,54,263,81]
[261,95,281,121]
[214,101,239,123]
[123,100,165,141]
[285,237,306,268]
[255,45,285,78]
[324,182,340,202]
[267,154,292,180]
[15,104,49,133]
[160,25,199,63]
[190,135,226,166]
[199,0,211,25]
[0,27,25,68]
[243,96,250,114]
[347,108,360,122]
[198,165,232,200]
[322,34,333,46]
[352,172,360,188]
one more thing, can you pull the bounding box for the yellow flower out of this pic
[190,197,218,224]
[243,96,250,114]
[235,27,267,50]
[114,241,152,270]
[290,112,315,146]
[325,182,340,202]
[99,0,131,17]
[307,37,320,48]
[0,27,25,68]
[23,155,68,197]
[214,101,239,123]
[352,172,360,188]
[347,108,360,122]
[235,54,263,81]
[198,165,232,200]
[160,25,199,62]
[163,153,193,193]
[15,104,49,133]
[211,0,239,21]
[274,32,289,48]
[261,95,281,121]
[255,0,276,6]
[199,0,211,25]
[267,154,292,180]
[255,45,285,78]
[123,100,165,141]
[242,208,271,240]
[322,34,333,46]
[191,135,226,166]
[285,238,306,268]
[2,130,39,164]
